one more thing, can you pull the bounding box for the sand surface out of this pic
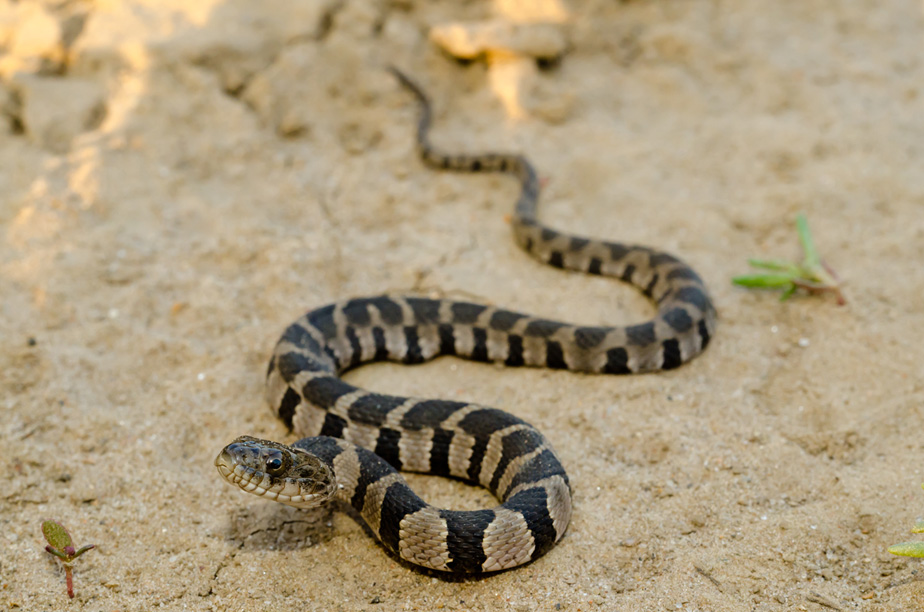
[3,1,924,610]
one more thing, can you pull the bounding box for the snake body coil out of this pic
[215,68,716,573]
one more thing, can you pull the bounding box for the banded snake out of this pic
[215,68,716,573]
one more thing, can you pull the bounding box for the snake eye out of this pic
[264,454,285,475]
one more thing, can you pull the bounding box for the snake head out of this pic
[215,436,336,508]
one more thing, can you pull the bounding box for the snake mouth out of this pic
[215,452,234,480]
[215,451,276,498]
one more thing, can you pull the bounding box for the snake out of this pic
[215,67,716,573]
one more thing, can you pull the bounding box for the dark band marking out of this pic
[342,300,372,327]
[548,251,564,268]
[302,376,356,409]
[372,327,389,361]
[517,212,537,226]
[466,436,489,482]
[429,427,454,476]
[351,449,399,513]
[505,334,524,367]
[458,408,526,482]
[505,487,556,559]
[503,449,567,497]
[368,297,404,326]
[608,243,629,260]
[603,347,630,374]
[374,427,402,469]
[403,326,424,364]
[626,322,656,346]
[319,412,347,438]
[347,393,406,427]
[306,304,338,340]
[322,346,342,371]
[674,286,711,311]
[276,352,327,383]
[489,310,526,332]
[458,408,525,439]
[451,302,487,325]
[661,338,682,370]
[667,267,703,283]
[345,325,363,367]
[662,307,694,333]
[540,227,556,242]
[293,436,345,466]
[698,318,711,349]
[442,509,495,572]
[471,327,489,362]
[524,319,564,338]
[643,273,659,297]
[400,399,468,430]
[281,323,324,359]
[406,298,441,324]
[587,257,603,275]
[649,252,680,268]
[570,237,589,251]
[278,387,301,429]
[545,341,567,369]
[379,482,429,554]
[574,327,606,349]
[488,428,545,495]
[621,264,636,283]
[438,323,456,355]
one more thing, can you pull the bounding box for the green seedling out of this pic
[889,485,924,558]
[732,214,845,304]
[42,519,96,599]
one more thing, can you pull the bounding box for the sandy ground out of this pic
[3,0,924,610]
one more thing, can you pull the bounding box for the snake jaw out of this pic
[215,436,337,509]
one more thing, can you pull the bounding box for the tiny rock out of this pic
[495,0,571,23]
[0,3,63,77]
[9,74,106,153]
[429,19,567,61]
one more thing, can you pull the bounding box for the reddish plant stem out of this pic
[65,565,74,599]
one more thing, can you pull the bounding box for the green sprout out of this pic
[889,485,924,558]
[732,214,845,304]
[42,519,96,599]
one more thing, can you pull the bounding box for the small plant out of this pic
[42,519,96,599]
[889,485,924,558]
[732,213,845,304]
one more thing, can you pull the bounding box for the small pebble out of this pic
[429,20,566,60]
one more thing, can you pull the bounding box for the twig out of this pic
[693,565,722,591]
